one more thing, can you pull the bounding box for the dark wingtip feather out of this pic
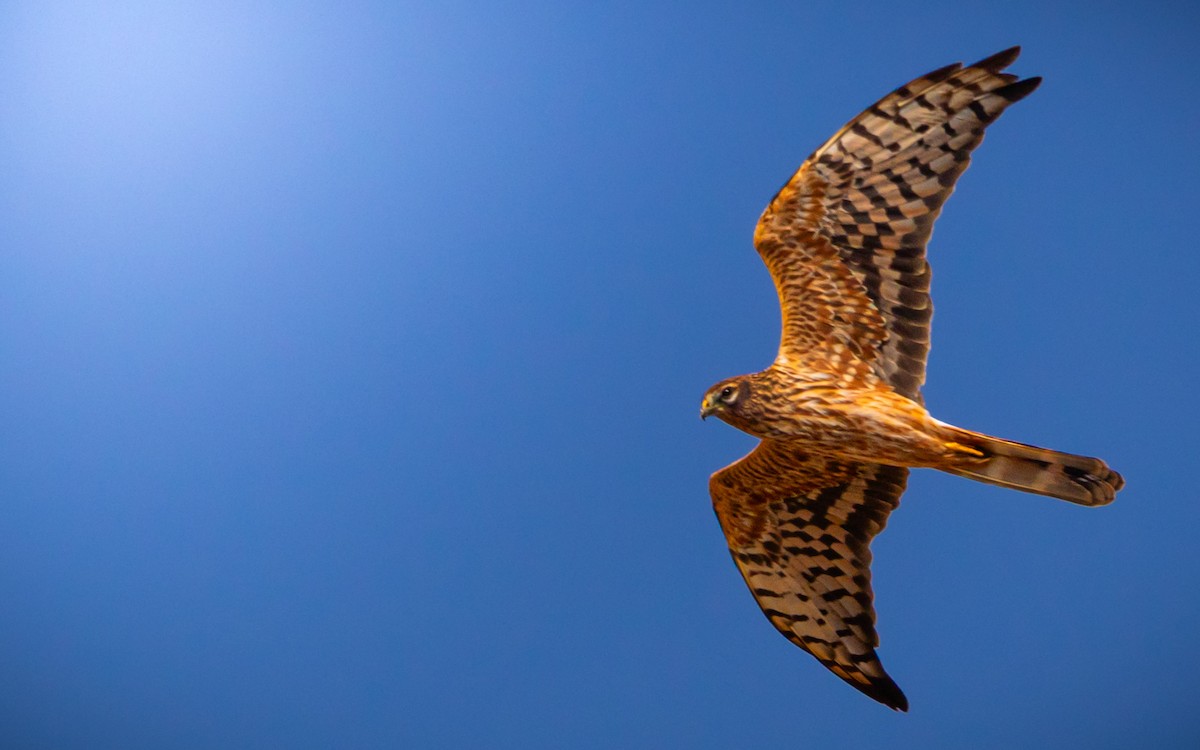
[861,674,909,712]
[972,45,1022,71]
[996,75,1042,103]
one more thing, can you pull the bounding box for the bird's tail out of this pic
[941,427,1123,506]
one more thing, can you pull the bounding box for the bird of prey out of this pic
[700,47,1123,711]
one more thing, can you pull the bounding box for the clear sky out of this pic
[1,1,1197,748]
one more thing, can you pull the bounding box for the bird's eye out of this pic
[720,385,735,401]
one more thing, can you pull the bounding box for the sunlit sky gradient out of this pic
[2,2,1198,747]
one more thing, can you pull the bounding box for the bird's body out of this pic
[706,367,950,465]
[701,47,1123,711]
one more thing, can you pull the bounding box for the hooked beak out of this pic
[700,398,717,420]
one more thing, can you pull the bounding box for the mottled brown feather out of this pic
[710,440,909,711]
[755,46,1040,398]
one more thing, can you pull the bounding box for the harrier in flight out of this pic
[701,47,1122,711]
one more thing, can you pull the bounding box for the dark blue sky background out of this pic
[2,2,1198,747]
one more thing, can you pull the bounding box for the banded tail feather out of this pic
[942,427,1123,506]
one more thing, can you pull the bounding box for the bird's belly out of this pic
[762,388,949,467]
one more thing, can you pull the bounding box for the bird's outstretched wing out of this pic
[710,440,909,710]
[755,47,1041,398]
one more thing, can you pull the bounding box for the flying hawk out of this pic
[701,47,1123,711]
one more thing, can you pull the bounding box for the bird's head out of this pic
[700,377,752,425]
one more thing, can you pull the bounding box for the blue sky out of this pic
[1,1,1198,747]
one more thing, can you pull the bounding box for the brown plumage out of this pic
[701,47,1123,711]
